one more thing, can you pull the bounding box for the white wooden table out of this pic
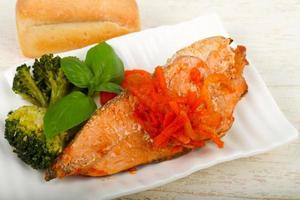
[1,1,299,199]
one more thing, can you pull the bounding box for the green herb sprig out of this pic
[44,42,124,139]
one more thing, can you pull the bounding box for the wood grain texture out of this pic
[0,0,299,199]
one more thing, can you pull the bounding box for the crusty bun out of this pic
[16,0,140,58]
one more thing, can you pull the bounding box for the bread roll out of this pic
[16,0,140,58]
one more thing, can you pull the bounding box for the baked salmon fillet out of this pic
[45,36,248,180]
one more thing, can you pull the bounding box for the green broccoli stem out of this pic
[24,83,48,107]
[13,66,48,107]
[49,70,69,105]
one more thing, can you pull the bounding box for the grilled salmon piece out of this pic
[45,36,248,180]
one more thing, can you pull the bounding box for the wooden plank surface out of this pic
[0,0,299,199]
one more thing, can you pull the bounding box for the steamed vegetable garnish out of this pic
[5,42,125,171]
[44,91,97,139]
[12,54,71,107]
[5,106,69,169]
[6,53,73,170]
[32,54,70,105]
[122,66,226,149]
[45,42,124,138]
[13,64,48,107]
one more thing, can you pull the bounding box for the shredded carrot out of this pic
[181,111,200,141]
[168,101,180,114]
[172,132,191,144]
[211,133,224,148]
[163,112,176,128]
[122,65,230,150]
[154,66,168,93]
[153,115,186,147]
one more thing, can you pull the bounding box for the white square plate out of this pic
[0,14,298,200]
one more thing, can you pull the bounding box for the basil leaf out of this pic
[61,57,93,88]
[95,82,123,94]
[44,91,97,139]
[85,42,124,84]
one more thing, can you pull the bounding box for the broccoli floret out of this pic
[5,106,68,169]
[32,54,70,105]
[13,65,48,107]
[12,54,70,107]
[8,54,75,169]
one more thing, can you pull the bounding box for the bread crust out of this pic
[16,0,140,57]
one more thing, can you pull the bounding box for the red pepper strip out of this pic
[181,111,201,141]
[149,112,161,128]
[163,111,176,128]
[173,132,191,144]
[185,92,204,112]
[124,67,226,149]
[211,133,224,148]
[154,66,168,94]
[99,92,117,105]
[195,125,224,148]
[153,115,186,147]
[168,101,180,114]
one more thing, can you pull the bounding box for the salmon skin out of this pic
[45,36,248,180]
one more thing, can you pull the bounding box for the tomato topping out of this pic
[99,92,117,105]
[122,64,230,150]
